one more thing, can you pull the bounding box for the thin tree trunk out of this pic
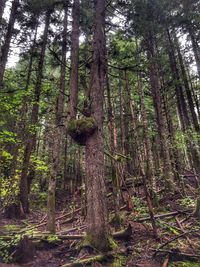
[137,74,157,197]
[124,70,158,236]
[166,28,200,175]
[0,0,19,87]
[47,1,69,233]
[146,31,174,192]
[9,21,39,181]
[19,9,51,213]
[182,0,200,79]
[68,0,80,119]
[122,72,133,176]
[166,28,190,131]
[188,27,200,80]
[106,74,120,217]
[0,0,6,22]
[174,34,199,132]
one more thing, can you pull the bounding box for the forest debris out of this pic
[59,225,85,235]
[58,224,132,241]
[61,248,127,267]
[61,253,113,267]
[135,210,190,222]
[179,214,192,224]
[162,255,169,267]
[175,217,195,251]
[153,249,200,261]
[155,229,200,253]
[112,223,132,239]
[18,208,81,234]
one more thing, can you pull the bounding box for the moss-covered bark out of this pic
[68,117,97,145]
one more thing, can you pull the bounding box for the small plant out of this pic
[130,197,148,219]
[179,197,195,208]
[47,235,60,243]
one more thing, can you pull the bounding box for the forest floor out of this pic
[0,174,200,267]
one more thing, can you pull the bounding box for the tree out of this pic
[84,0,113,251]
[47,0,69,233]
[0,0,20,88]
[19,7,52,213]
[0,0,7,23]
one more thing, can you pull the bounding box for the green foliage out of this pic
[47,235,60,243]
[178,197,196,209]
[131,197,148,219]
[109,255,127,267]
[0,176,20,207]
[31,156,49,172]
[0,130,16,144]
[157,220,180,235]
[1,151,13,160]
[0,235,21,263]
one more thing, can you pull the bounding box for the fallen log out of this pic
[18,208,81,234]
[155,229,200,253]
[61,248,127,267]
[153,249,200,260]
[61,254,113,267]
[58,224,132,241]
[175,217,195,252]
[134,210,191,223]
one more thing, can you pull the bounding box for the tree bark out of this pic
[19,9,51,213]
[166,28,200,175]
[166,28,190,131]
[187,24,200,79]
[68,0,80,119]
[47,1,68,233]
[174,33,199,132]
[0,0,19,88]
[182,0,200,80]
[106,73,120,220]
[0,0,6,22]
[146,31,174,192]
[137,74,157,196]
[85,0,112,251]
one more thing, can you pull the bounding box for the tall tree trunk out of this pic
[174,33,199,132]
[163,91,186,193]
[19,9,51,213]
[187,26,200,80]
[182,0,200,79]
[106,74,120,220]
[68,0,80,119]
[125,71,158,236]
[9,21,39,181]
[166,29,200,175]
[166,28,190,131]
[0,0,19,88]
[85,0,112,251]
[136,74,157,196]
[47,1,69,233]
[123,72,133,176]
[146,32,174,192]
